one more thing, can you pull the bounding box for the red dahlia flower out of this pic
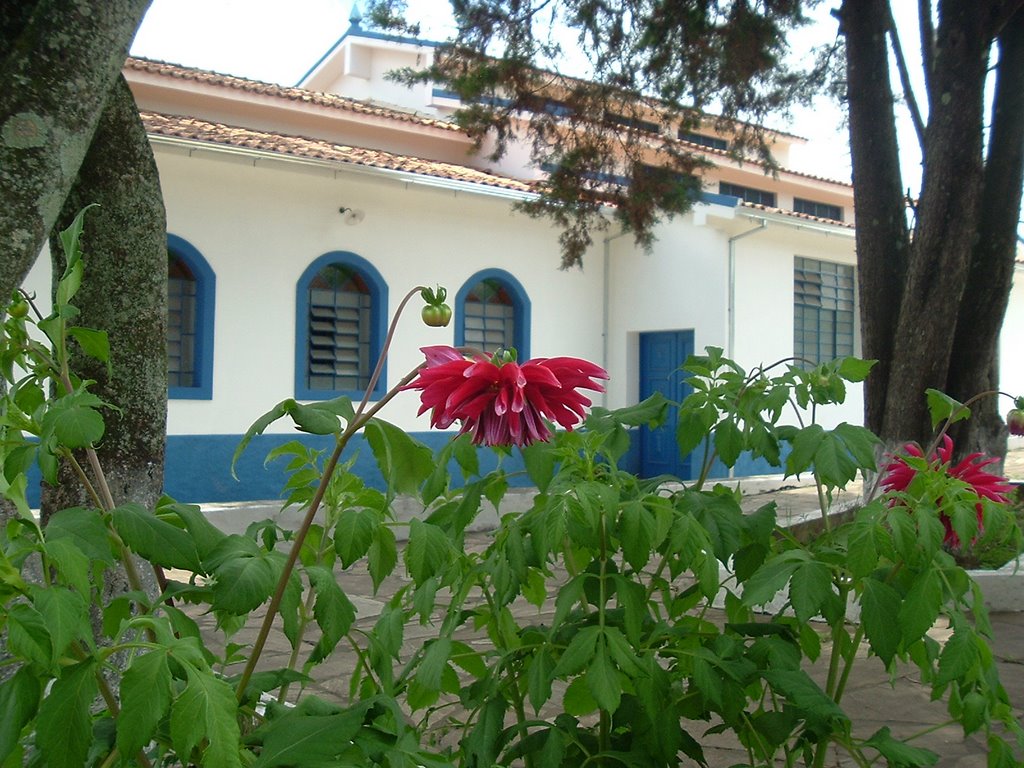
[881,434,1012,547]
[404,346,608,447]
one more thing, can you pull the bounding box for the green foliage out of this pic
[2,223,1021,767]
[376,0,833,268]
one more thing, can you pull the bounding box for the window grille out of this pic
[794,257,856,366]
[463,279,516,354]
[719,181,777,207]
[306,264,372,392]
[794,198,843,222]
[168,256,197,388]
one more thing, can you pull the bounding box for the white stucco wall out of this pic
[151,144,605,438]
[1002,265,1024,410]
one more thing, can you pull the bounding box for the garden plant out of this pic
[1,211,1023,767]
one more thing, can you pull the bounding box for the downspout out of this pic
[727,219,768,359]
[602,229,630,407]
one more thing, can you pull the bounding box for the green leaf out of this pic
[463,697,506,767]
[936,624,979,686]
[368,525,398,592]
[833,422,880,471]
[232,400,293,480]
[6,603,53,669]
[521,440,557,492]
[845,514,880,578]
[365,418,433,496]
[860,579,902,667]
[36,659,97,768]
[210,551,279,614]
[789,561,832,623]
[864,726,939,766]
[813,432,860,488]
[676,404,717,459]
[56,206,96,280]
[45,507,116,564]
[118,650,172,757]
[307,395,355,422]
[289,402,341,435]
[563,676,599,715]
[334,507,376,567]
[553,625,600,677]
[742,552,806,607]
[837,357,876,383]
[925,389,969,429]
[170,666,242,768]
[404,519,452,584]
[33,586,87,663]
[714,419,743,467]
[112,503,202,572]
[158,500,227,564]
[43,537,95,600]
[67,326,110,366]
[528,650,555,712]
[586,638,621,713]
[306,566,356,663]
[0,667,40,763]
[416,637,452,692]
[251,705,369,768]
[898,570,941,645]
[618,501,655,571]
[44,399,105,448]
[786,424,825,477]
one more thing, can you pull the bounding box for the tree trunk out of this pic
[43,75,168,517]
[947,8,1024,460]
[842,1,1022,459]
[0,0,152,304]
[880,0,993,445]
[839,0,910,437]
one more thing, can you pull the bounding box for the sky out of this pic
[129,1,931,191]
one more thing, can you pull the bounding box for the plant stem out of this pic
[235,285,429,701]
[235,435,348,702]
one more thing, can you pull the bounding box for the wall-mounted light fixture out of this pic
[339,206,366,225]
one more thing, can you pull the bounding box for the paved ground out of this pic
[185,446,1024,766]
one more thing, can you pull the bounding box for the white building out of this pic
[23,15,1024,503]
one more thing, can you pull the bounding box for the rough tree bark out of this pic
[839,0,910,437]
[947,9,1024,457]
[0,0,152,304]
[842,0,1024,459]
[43,74,168,518]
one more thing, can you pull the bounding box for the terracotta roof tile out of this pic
[738,200,854,229]
[126,57,463,133]
[140,112,534,195]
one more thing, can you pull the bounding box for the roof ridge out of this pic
[139,111,533,194]
[125,56,462,133]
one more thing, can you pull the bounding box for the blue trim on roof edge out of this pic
[296,23,443,86]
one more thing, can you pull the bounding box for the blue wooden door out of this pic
[639,330,694,479]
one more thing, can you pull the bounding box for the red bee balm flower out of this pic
[881,435,1012,547]
[405,346,608,447]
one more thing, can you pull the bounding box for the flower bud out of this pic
[1008,407,1024,437]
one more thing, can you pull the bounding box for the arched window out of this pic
[167,235,215,399]
[296,252,387,400]
[455,270,531,360]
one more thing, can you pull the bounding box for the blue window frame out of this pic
[719,181,777,208]
[167,235,215,400]
[296,251,387,400]
[793,198,844,222]
[679,131,729,151]
[794,256,855,366]
[455,270,530,360]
